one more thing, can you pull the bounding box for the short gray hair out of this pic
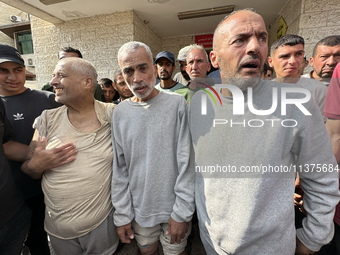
[113,68,123,83]
[59,57,98,91]
[187,44,209,62]
[118,41,153,65]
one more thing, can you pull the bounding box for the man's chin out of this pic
[320,73,333,79]
[160,77,170,80]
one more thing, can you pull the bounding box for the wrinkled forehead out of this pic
[219,11,267,39]
[316,44,340,55]
[187,50,207,61]
[120,47,152,67]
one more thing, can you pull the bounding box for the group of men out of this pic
[1,8,340,255]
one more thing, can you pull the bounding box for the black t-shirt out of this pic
[1,88,61,198]
[0,100,24,227]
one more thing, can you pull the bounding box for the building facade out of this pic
[1,0,340,89]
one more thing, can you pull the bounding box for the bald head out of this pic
[57,57,97,88]
[210,9,268,91]
[213,10,265,51]
[51,57,98,104]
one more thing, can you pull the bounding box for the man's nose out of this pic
[327,55,337,66]
[246,37,261,55]
[133,71,143,83]
[50,76,59,87]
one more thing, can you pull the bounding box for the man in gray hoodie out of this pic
[111,41,195,255]
[189,9,340,255]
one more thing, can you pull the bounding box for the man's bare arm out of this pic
[325,118,340,162]
[3,140,28,162]
[22,129,77,179]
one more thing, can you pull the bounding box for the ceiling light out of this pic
[39,0,71,5]
[178,5,235,20]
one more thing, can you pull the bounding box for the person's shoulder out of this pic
[82,100,115,122]
[29,88,55,97]
[41,104,65,117]
[95,100,115,116]
[30,88,63,107]
[301,73,310,79]
[159,90,183,98]
[159,90,187,106]
[173,72,181,79]
[174,82,187,89]
[299,76,325,86]
[173,84,191,95]
[298,77,328,92]
[257,79,306,98]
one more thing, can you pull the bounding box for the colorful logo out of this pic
[198,82,222,115]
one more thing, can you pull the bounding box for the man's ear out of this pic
[112,82,117,90]
[309,57,314,68]
[153,64,158,77]
[84,77,93,89]
[267,56,274,67]
[207,62,211,73]
[210,51,219,68]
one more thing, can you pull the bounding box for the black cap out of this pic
[155,51,175,65]
[0,44,25,66]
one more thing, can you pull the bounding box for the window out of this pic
[16,30,33,54]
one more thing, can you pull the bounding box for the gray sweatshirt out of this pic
[111,91,195,227]
[189,80,340,254]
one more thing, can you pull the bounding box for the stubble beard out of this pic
[220,68,261,93]
[128,82,153,99]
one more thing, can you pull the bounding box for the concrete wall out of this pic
[267,0,302,55]
[162,35,195,75]
[31,11,132,87]
[31,10,165,88]
[133,12,162,57]
[300,0,340,62]
[268,0,340,74]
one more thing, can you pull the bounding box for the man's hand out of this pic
[22,136,77,179]
[166,217,188,244]
[294,176,307,215]
[117,222,134,243]
[294,192,306,215]
[295,238,315,255]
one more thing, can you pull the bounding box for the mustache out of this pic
[130,82,149,90]
[160,70,169,75]
[239,54,260,65]
[323,64,336,70]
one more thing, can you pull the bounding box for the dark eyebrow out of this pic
[258,31,268,37]
[0,66,23,71]
[13,66,24,71]
[123,66,134,73]
[123,63,148,73]
[278,53,290,58]
[137,63,148,68]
